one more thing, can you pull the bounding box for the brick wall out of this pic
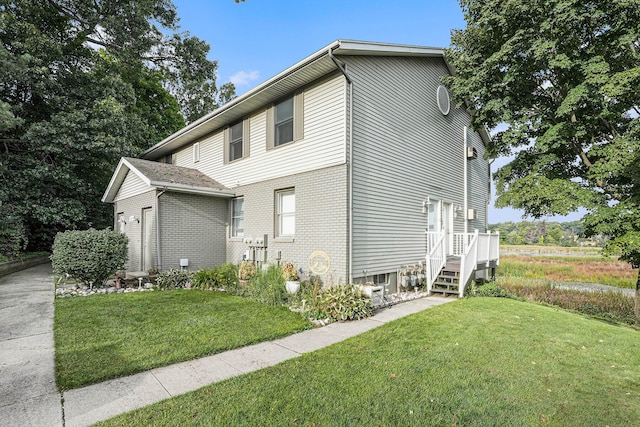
[227,164,349,284]
[158,192,228,271]
[113,190,156,271]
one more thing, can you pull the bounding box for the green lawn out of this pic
[54,290,312,390]
[97,298,640,426]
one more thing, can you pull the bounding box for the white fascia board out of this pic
[101,158,152,203]
[150,181,236,198]
[333,40,444,57]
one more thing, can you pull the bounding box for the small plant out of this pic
[471,282,512,298]
[156,269,193,289]
[191,263,239,290]
[245,264,288,305]
[238,261,257,280]
[51,229,128,287]
[316,284,374,321]
[282,261,299,281]
[147,267,160,276]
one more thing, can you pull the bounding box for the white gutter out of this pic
[463,126,468,235]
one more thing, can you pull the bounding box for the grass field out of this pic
[54,290,311,390]
[97,298,640,426]
[498,254,636,288]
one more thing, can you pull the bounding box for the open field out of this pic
[97,298,640,426]
[54,290,311,390]
[498,254,636,289]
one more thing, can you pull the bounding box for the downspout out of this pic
[329,49,354,283]
[156,187,167,270]
[486,158,495,232]
[463,126,468,235]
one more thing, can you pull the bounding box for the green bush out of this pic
[317,285,374,321]
[51,229,128,286]
[244,264,288,306]
[0,214,28,259]
[192,263,238,290]
[471,282,512,298]
[156,269,193,289]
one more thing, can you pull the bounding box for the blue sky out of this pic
[171,0,583,224]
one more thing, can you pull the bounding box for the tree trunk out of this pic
[636,270,640,326]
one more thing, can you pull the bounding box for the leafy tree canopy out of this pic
[445,0,640,320]
[0,0,235,251]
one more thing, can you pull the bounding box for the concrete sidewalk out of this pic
[0,263,62,427]
[0,264,454,427]
[62,296,453,426]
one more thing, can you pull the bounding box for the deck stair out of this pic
[424,230,500,297]
[431,258,461,296]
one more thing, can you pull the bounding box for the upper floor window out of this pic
[193,142,200,163]
[275,97,294,147]
[231,197,244,238]
[267,92,304,150]
[276,189,295,237]
[229,122,243,161]
[224,119,250,164]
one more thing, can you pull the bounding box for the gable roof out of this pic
[102,157,234,203]
[140,40,460,161]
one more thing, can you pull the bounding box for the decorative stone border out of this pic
[0,255,51,278]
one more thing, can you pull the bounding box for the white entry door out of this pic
[142,208,153,271]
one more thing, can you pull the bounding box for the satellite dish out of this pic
[436,85,450,116]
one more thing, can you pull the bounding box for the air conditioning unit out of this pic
[467,146,478,159]
[467,209,477,220]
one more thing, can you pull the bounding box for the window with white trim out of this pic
[231,197,244,238]
[276,189,295,237]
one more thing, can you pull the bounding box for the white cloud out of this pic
[229,70,260,86]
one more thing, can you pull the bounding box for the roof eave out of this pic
[151,181,235,198]
[140,40,450,161]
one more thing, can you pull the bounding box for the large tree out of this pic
[445,0,640,320]
[0,0,234,253]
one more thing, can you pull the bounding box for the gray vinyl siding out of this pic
[345,55,489,276]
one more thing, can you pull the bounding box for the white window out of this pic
[276,189,295,237]
[427,199,440,232]
[231,197,244,238]
[193,142,200,162]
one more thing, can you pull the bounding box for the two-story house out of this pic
[102,40,499,296]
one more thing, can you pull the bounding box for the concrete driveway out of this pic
[0,263,62,426]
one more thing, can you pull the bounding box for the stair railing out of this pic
[458,230,479,297]
[425,231,446,294]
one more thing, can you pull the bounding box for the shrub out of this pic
[470,282,512,298]
[499,281,635,325]
[317,285,374,321]
[192,263,238,290]
[238,261,257,280]
[0,214,28,259]
[156,269,193,289]
[245,264,288,306]
[51,229,127,287]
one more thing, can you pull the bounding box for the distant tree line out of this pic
[489,220,606,247]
